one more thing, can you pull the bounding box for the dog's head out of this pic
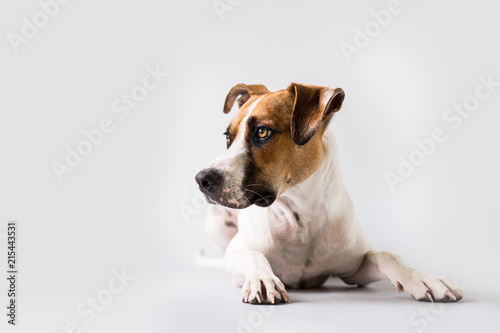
[195,83,345,209]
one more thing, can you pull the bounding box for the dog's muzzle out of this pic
[195,168,276,208]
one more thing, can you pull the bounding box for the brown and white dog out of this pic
[195,83,464,304]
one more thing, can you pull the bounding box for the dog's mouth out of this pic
[195,168,276,209]
[252,192,276,207]
[198,190,239,208]
[199,190,276,209]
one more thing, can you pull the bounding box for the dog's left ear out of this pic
[223,84,270,114]
[288,83,345,146]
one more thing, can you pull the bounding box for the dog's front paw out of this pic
[399,273,464,303]
[242,275,289,304]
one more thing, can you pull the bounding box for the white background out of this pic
[1,0,499,332]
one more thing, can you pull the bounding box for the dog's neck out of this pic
[271,130,349,228]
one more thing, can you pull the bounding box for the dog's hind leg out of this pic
[206,205,239,252]
[341,251,464,302]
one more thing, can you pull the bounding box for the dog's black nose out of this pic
[195,168,223,194]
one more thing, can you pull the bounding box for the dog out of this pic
[195,83,464,304]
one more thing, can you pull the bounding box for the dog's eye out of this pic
[257,128,269,138]
[255,127,273,142]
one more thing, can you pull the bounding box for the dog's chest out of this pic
[263,200,359,287]
[268,202,311,246]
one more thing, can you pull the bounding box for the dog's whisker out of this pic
[241,186,267,202]
[244,183,274,191]
[288,180,303,191]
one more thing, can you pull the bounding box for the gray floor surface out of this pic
[159,264,500,333]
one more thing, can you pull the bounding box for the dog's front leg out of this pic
[343,251,464,302]
[225,234,289,304]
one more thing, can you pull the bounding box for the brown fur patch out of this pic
[241,90,326,195]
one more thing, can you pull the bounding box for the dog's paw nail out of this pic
[425,291,434,302]
[256,292,262,304]
[242,290,250,303]
[445,291,457,301]
[396,282,404,293]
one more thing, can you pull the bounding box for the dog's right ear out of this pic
[223,84,270,114]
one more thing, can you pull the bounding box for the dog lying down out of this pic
[195,83,463,304]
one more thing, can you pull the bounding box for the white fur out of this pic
[206,129,464,304]
[224,131,370,287]
[206,98,262,206]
